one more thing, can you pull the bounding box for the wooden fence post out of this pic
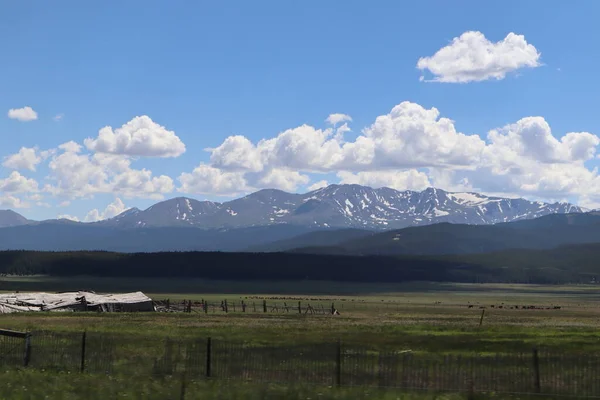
[263,300,267,313]
[206,337,212,378]
[335,339,342,388]
[298,301,301,314]
[478,309,485,327]
[224,299,228,313]
[204,300,208,314]
[533,348,541,393]
[242,301,246,312]
[23,333,31,367]
[80,330,87,373]
[179,373,186,400]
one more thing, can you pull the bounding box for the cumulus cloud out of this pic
[57,214,79,222]
[0,171,39,193]
[84,198,128,222]
[326,113,352,126]
[208,135,263,172]
[188,100,600,205]
[206,101,485,175]
[417,31,541,83]
[7,106,38,122]
[84,116,186,157]
[2,147,53,171]
[338,170,431,191]
[307,180,329,191]
[252,169,310,192]
[178,164,248,195]
[0,195,28,209]
[53,114,64,122]
[45,141,175,199]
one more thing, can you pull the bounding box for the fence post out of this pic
[298,301,301,314]
[263,300,267,313]
[179,373,187,400]
[205,337,212,378]
[80,330,87,373]
[23,333,31,367]
[533,348,541,393]
[335,339,342,388]
[478,309,485,327]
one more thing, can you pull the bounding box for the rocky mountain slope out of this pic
[1,184,585,231]
[95,185,584,230]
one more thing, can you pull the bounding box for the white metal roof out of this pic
[0,291,152,313]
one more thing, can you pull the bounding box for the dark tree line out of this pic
[0,249,598,284]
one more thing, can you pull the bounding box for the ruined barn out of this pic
[0,291,154,313]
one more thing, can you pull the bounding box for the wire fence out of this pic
[2,330,600,398]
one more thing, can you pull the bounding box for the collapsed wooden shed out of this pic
[0,291,155,313]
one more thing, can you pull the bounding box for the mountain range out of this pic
[1,184,585,230]
[0,184,591,252]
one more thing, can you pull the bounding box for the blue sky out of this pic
[2,1,600,221]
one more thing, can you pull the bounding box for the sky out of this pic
[2,1,600,222]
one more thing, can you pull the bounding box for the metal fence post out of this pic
[335,339,342,388]
[206,337,212,378]
[533,348,541,393]
[80,330,87,373]
[23,333,31,367]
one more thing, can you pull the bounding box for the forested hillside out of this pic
[1,245,600,284]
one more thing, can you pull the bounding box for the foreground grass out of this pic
[0,370,557,400]
[1,279,597,398]
[2,307,600,354]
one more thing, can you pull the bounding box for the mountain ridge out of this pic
[0,184,586,231]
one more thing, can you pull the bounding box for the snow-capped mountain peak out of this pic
[88,185,584,230]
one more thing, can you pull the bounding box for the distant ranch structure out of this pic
[0,291,154,313]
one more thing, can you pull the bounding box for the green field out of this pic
[1,276,599,398]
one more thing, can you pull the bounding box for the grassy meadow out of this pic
[1,276,599,353]
[1,276,599,398]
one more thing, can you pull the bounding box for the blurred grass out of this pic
[0,370,558,400]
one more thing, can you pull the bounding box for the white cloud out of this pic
[53,113,64,122]
[252,169,310,192]
[357,101,485,169]
[208,135,263,172]
[2,147,53,172]
[44,142,174,199]
[178,164,248,195]
[338,170,431,191]
[84,115,186,158]
[0,195,28,209]
[417,31,541,83]
[208,102,485,175]
[307,180,328,191]
[192,100,600,205]
[0,171,39,193]
[484,117,599,165]
[326,113,352,126]
[84,198,128,222]
[7,106,38,122]
[57,214,79,222]
[2,147,42,171]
